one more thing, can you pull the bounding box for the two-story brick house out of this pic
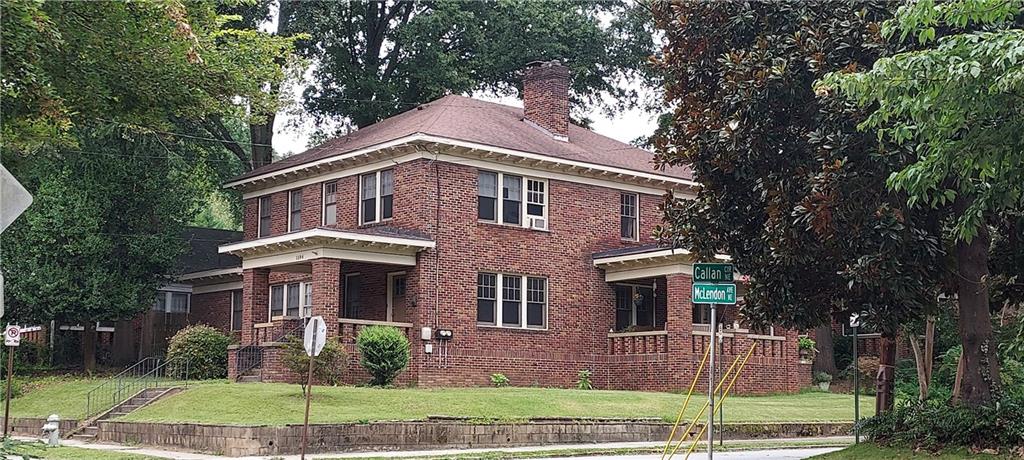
[219,61,811,393]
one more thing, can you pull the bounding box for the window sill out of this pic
[476,220,550,233]
[476,323,548,332]
[270,315,304,321]
[359,218,394,228]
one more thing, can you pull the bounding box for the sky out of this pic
[270,87,662,157]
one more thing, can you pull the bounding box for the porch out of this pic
[218,227,433,382]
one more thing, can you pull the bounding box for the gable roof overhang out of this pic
[219,227,435,270]
[592,245,734,283]
[225,134,699,198]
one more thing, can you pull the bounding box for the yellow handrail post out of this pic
[682,342,759,460]
[665,345,747,460]
[661,346,711,460]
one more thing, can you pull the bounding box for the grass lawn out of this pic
[808,443,1013,459]
[121,381,875,426]
[7,377,106,420]
[7,441,161,460]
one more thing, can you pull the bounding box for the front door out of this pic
[387,272,408,323]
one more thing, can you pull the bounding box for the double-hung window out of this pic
[230,290,243,331]
[288,189,303,232]
[322,181,337,225]
[270,282,312,318]
[620,193,638,241]
[477,171,547,230]
[476,272,547,329]
[153,290,190,314]
[258,196,272,237]
[360,169,394,224]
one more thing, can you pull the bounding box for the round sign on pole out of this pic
[4,325,20,347]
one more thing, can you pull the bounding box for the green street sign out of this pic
[692,283,737,304]
[693,263,734,283]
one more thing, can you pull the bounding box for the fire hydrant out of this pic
[41,414,60,447]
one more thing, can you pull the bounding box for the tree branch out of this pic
[202,117,251,170]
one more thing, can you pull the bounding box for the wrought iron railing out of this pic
[83,355,191,421]
[234,322,306,381]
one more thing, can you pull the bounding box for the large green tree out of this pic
[288,0,658,131]
[822,0,1024,406]
[1,131,198,370]
[651,1,946,411]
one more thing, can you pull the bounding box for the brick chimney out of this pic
[523,60,570,141]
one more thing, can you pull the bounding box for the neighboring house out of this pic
[220,61,811,393]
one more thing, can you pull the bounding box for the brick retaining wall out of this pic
[97,419,852,457]
[9,417,79,438]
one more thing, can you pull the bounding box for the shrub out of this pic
[0,341,51,374]
[797,336,815,351]
[576,369,594,390]
[861,393,1024,452]
[490,373,509,387]
[281,335,345,391]
[355,326,410,386]
[165,325,230,380]
[813,372,832,384]
[0,379,22,400]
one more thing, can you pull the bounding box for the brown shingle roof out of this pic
[233,95,692,182]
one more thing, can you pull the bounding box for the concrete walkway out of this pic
[13,435,853,459]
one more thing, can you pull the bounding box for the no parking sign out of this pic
[4,325,20,347]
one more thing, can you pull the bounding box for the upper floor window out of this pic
[477,171,547,230]
[288,189,303,232]
[476,272,547,329]
[620,193,638,241]
[270,282,312,318]
[323,181,337,226]
[360,169,394,224]
[154,290,190,314]
[258,196,272,237]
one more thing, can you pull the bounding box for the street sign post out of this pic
[2,325,20,437]
[691,263,736,460]
[300,316,326,460]
[849,313,862,444]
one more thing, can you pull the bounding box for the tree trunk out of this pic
[82,322,97,373]
[908,331,928,401]
[875,335,896,414]
[953,196,1001,407]
[249,117,275,169]
[812,324,837,376]
[952,353,965,404]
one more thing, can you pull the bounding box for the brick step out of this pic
[117,404,141,412]
[71,434,96,442]
[82,426,99,435]
[238,375,261,383]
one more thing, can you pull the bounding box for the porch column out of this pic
[311,258,342,337]
[665,273,695,380]
[241,268,270,344]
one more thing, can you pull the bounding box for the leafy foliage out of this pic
[355,326,410,386]
[651,1,945,336]
[490,373,510,388]
[0,0,296,154]
[281,335,346,389]
[286,0,659,130]
[576,370,594,390]
[860,393,1024,452]
[166,325,231,380]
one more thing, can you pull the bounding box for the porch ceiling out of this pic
[219,227,435,269]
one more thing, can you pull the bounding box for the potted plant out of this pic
[813,371,832,391]
[797,336,816,364]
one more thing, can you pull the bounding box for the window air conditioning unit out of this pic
[529,217,547,230]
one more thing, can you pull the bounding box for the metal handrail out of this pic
[235,322,306,381]
[83,355,191,421]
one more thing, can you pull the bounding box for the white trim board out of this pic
[241,247,418,270]
[193,281,244,295]
[219,227,435,255]
[178,267,242,281]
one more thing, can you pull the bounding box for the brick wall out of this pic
[237,157,809,393]
[189,290,235,335]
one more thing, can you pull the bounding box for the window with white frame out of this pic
[258,196,272,237]
[477,171,547,229]
[288,189,303,232]
[476,272,547,329]
[620,193,638,241]
[269,282,313,318]
[323,181,337,225]
[360,169,394,224]
[153,290,191,314]
[231,290,243,331]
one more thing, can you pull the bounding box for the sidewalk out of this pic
[13,435,854,459]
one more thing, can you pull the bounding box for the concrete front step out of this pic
[71,434,96,442]
[238,375,260,383]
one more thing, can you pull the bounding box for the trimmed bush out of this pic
[165,325,230,380]
[281,335,346,391]
[356,326,410,386]
[861,393,1024,452]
